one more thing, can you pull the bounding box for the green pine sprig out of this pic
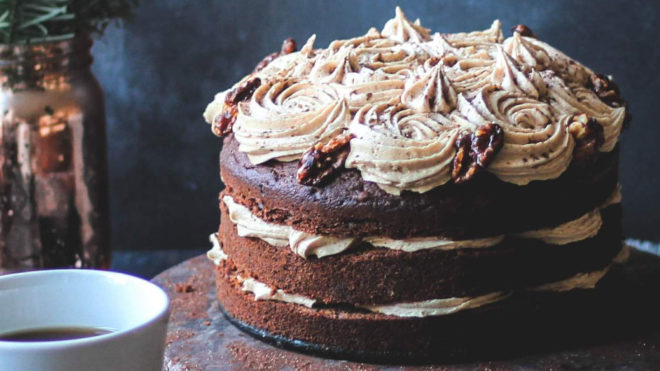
[0,0,137,45]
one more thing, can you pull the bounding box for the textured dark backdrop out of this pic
[90,0,660,250]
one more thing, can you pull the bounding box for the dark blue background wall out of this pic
[90,0,660,250]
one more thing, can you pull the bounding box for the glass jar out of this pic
[0,35,110,273]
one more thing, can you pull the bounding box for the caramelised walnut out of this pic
[569,113,605,163]
[512,24,537,38]
[212,105,238,137]
[254,37,298,72]
[212,77,261,137]
[589,73,623,107]
[452,123,504,184]
[226,77,262,104]
[297,133,354,186]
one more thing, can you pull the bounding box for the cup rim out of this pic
[0,269,170,349]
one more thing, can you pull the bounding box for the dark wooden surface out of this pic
[152,249,660,371]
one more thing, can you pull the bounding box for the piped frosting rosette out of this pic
[257,35,319,82]
[381,6,431,43]
[443,49,494,93]
[234,80,350,164]
[445,20,504,48]
[502,32,551,72]
[491,45,546,98]
[356,42,423,78]
[401,61,457,114]
[312,31,422,109]
[351,40,423,80]
[503,32,591,86]
[343,79,405,111]
[345,102,459,194]
[456,86,574,185]
[324,28,425,82]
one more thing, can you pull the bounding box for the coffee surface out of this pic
[0,327,112,342]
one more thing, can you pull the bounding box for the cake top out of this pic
[204,7,628,195]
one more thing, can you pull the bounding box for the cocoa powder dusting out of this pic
[228,341,378,371]
[169,274,210,322]
[175,282,195,293]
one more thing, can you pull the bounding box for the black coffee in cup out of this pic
[0,327,112,342]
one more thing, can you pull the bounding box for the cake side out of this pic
[221,135,619,238]
[218,201,623,305]
[214,265,631,360]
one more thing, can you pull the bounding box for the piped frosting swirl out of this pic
[345,103,459,194]
[234,81,350,164]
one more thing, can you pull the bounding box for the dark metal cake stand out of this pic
[153,250,660,370]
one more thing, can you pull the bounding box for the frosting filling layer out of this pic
[215,238,629,318]
[237,275,316,308]
[360,292,509,318]
[222,189,620,258]
[207,233,229,265]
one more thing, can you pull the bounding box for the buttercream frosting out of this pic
[360,292,509,318]
[205,7,627,194]
[514,186,621,244]
[221,192,619,258]
[381,7,430,44]
[234,82,350,164]
[363,235,504,253]
[235,271,507,317]
[531,244,629,292]
[230,244,627,317]
[531,268,610,292]
[238,275,316,308]
[345,103,459,194]
[514,209,603,245]
[223,195,354,258]
[207,233,228,265]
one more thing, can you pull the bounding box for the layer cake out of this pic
[203,7,629,360]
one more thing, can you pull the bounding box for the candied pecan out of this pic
[254,37,298,72]
[212,77,261,137]
[225,77,262,105]
[280,38,297,55]
[512,24,537,38]
[569,113,604,162]
[212,104,238,137]
[452,123,504,183]
[589,73,623,107]
[297,133,354,186]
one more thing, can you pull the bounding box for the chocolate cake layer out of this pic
[219,202,622,305]
[221,135,619,239]
[216,261,640,361]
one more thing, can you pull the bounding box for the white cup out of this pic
[0,269,170,371]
